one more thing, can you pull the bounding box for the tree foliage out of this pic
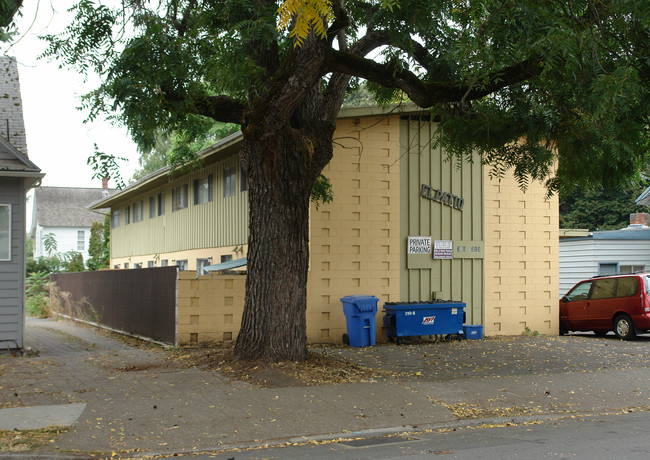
[560,181,650,230]
[87,220,109,270]
[131,122,239,181]
[40,0,650,361]
[0,0,21,41]
[42,1,650,194]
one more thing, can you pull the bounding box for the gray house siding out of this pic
[0,177,25,348]
[559,232,650,297]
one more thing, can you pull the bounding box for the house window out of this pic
[176,259,188,271]
[124,262,129,269]
[197,258,211,276]
[147,261,155,268]
[240,165,249,192]
[134,262,143,269]
[114,264,120,269]
[157,192,165,216]
[194,174,213,205]
[77,230,85,251]
[599,263,618,276]
[125,206,131,225]
[620,265,645,274]
[221,254,233,263]
[172,184,189,211]
[0,204,10,261]
[133,201,143,222]
[149,196,155,218]
[224,166,236,197]
[161,259,168,267]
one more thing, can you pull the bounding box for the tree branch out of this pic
[323,30,391,119]
[162,90,245,124]
[326,50,543,107]
[170,0,197,37]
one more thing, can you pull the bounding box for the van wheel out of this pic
[614,315,636,341]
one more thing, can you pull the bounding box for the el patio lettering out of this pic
[420,184,464,210]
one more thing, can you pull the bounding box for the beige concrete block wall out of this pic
[483,173,559,336]
[176,270,245,345]
[306,115,402,343]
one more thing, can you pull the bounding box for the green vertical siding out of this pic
[399,116,484,325]
[111,155,249,258]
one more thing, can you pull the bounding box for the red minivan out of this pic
[559,273,650,340]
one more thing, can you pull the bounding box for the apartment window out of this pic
[172,184,189,211]
[221,254,233,263]
[194,174,213,205]
[161,259,169,267]
[176,259,188,271]
[124,206,130,225]
[111,210,120,229]
[240,165,249,192]
[149,196,155,219]
[224,166,236,197]
[197,258,211,276]
[77,230,85,251]
[599,263,618,276]
[133,200,143,223]
[0,204,10,261]
[620,265,645,274]
[157,192,165,216]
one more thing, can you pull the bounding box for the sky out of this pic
[2,0,140,190]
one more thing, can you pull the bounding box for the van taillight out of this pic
[644,295,650,313]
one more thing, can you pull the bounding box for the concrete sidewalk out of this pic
[1,318,649,458]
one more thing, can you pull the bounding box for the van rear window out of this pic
[616,277,638,297]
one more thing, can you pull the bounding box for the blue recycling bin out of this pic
[340,295,379,347]
[383,301,465,343]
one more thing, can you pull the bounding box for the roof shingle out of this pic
[34,187,113,228]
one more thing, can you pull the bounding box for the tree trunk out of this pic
[233,32,347,362]
[234,126,320,362]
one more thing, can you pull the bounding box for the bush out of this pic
[64,252,85,272]
[25,271,50,317]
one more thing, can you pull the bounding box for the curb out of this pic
[125,409,643,458]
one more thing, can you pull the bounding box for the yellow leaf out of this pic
[277,0,335,47]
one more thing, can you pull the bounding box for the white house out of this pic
[30,184,112,262]
[559,213,650,297]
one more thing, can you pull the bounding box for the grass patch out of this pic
[0,426,68,452]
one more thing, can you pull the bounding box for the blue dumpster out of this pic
[383,301,465,343]
[340,295,379,347]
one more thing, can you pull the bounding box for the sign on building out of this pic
[407,236,432,255]
[434,240,453,259]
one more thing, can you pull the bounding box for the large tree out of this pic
[43,0,649,361]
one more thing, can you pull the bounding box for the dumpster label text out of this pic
[422,316,436,325]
